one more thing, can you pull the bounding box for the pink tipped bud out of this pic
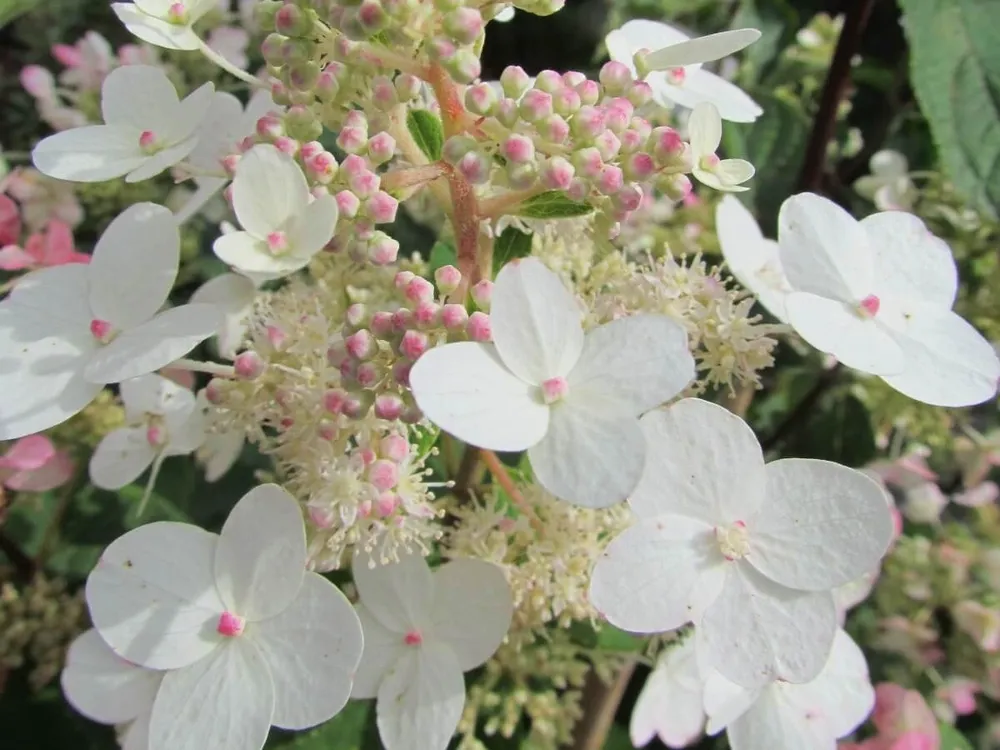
[541,375,569,403]
[614,183,644,213]
[412,300,440,327]
[345,329,376,360]
[651,126,685,161]
[345,303,368,329]
[596,165,625,195]
[442,134,478,165]
[367,132,396,164]
[500,65,531,98]
[337,126,368,154]
[534,69,563,93]
[494,97,519,127]
[553,86,582,116]
[273,136,299,156]
[392,360,413,386]
[457,150,491,185]
[89,318,114,342]
[374,394,405,421]
[217,611,246,637]
[256,114,284,140]
[204,379,226,405]
[434,265,462,294]
[405,276,435,304]
[467,311,492,341]
[371,76,398,110]
[399,329,429,359]
[627,80,654,107]
[506,161,538,190]
[624,151,656,181]
[395,73,421,100]
[471,280,493,310]
[375,491,398,517]
[575,78,600,106]
[369,459,400,491]
[442,7,484,44]
[599,60,632,95]
[234,351,267,380]
[571,105,606,140]
[301,140,324,160]
[307,151,338,183]
[620,128,646,153]
[464,82,498,116]
[391,309,413,332]
[138,130,158,151]
[539,114,570,144]
[594,130,622,161]
[349,169,381,199]
[440,303,469,330]
[381,433,410,462]
[266,230,289,254]
[356,361,381,388]
[335,190,361,220]
[540,156,575,191]
[323,388,348,414]
[146,424,166,447]
[573,147,604,179]
[519,89,553,123]
[501,133,535,164]
[366,191,399,224]
[370,311,394,336]
[660,173,692,202]
[859,294,880,317]
[403,629,423,646]
[221,153,241,176]
[567,178,590,202]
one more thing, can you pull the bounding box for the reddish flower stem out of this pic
[480,450,544,534]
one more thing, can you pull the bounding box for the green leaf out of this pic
[939,723,974,750]
[596,623,646,653]
[275,702,371,749]
[0,672,113,749]
[492,227,533,274]
[0,0,38,29]
[602,723,634,750]
[427,240,456,274]
[900,0,1000,218]
[514,191,593,219]
[731,0,799,81]
[406,110,444,162]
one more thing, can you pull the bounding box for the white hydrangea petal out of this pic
[778,193,872,301]
[717,158,755,186]
[688,102,722,155]
[630,638,706,748]
[200,429,244,482]
[165,404,208,456]
[528,401,645,508]
[699,564,837,688]
[631,399,766,524]
[186,92,244,172]
[409,342,550,452]
[430,559,513,671]
[100,65,179,131]
[85,522,225,670]
[784,292,905,375]
[787,629,874,739]
[111,3,202,50]
[190,273,256,359]
[375,643,465,750]
[148,639,274,750]
[232,145,310,238]
[84,304,222,384]
[252,572,363,730]
[352,603,406,700]
[88,203,179,329]
[125,137,199,183]
[213,231,300,275]
[121,373,195,422]
[726,687,830,750]
[0,267,100,440]
[881,308,1000,407]
[749,459,893,591]
[89,426,157,489]
[646,29,761,70]
[288,192,338,256]
[215,483,306,621]
[490,258,585,384]
[864,212,957,309]
[32,125,146,183]
[703,669,760,735]
[120,709,154,750]
[678,68,763,122]
[61,629,163,725]
[568,314,694,415]
[353,549,434,634]
[589,515,720,633]
[606,20,691,76]
[164,81,216,145]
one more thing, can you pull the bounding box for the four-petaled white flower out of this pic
[589,398,893,688]
[409,257,695,508]
[193,390,245,482]
[703,629,875,750]
[778,192,1000,406]
[190,272,257,359]
[716,195,791,322]
[0,202,221,441]
[351,550,513,750]
[606,19,763,122]
[61,629,163,750]
[112,0,217,51]
[84,484,365,750]
[630,636,706,749]
[213,144,339,277]
[32,65,214,184]
[853,149,916,211]
[688,103,755,192]
[89,373,206,492]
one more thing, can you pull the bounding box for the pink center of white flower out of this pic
[89,318,115,343]
[138,130,159,153]
[167,2,188,23]
[403,630,423,646]
[700,153,721,171]
[217,611,246,637]
[146,423,166,447]
[266,231,289,254]
[715,520,750,561]
[666,67,686,86]
[858,294,880,318]
[540,376,569,404]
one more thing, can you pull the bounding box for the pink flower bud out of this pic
[371,311,394,336]
[575,78,600,106]
[301,140,324,160]
[442,134,477,165]
[570,105,606,139]
[464,82,497,116]
[412,301,440,328]
[494,98,519,127]
[572,147,604,178]
[659,173,692,202]
[307,151,338,183]
[540,156,575,190]
[374,394,405,421]
[394,270,415,290]
[399,329,429,359]
[394,73,421,100]
[375,491,398,517]
[368,234,400,265]
[594,130,622,161]
[392,360,413,386]
[596,164,624,195]
[356,361,380,388]
[205,379,226,404]
[345,303,367,329]
[367,132,396,164]
[501,133,535,164]
[323,388,348,414]
[624,151,656,181]
[335,190,361,219]
[566,178,590,202]
[391,308,413,332]
[380,433,409,462]
[619,128,646,153]
[405,276,435,304]
[434,264,462,294]
[442,7,484,44]
[440,303,469,330]
[534,69,563,92]
[345,329,376,360]
[371,76,398,110]
[500,65,531,98]
[349,169,381,199]
[234,351,267,380]
[506,161,538,190]
[471,280,493,310]
[337,126,368,154]
[599,60,632,95]
[366,191,399,223]
[651,126,685,161]
[552,86,582,117]
[539,114,570,144]
[457,150,491,184]
[627,80,653,107]
[614,183,644,212]
[256,114,284,140]
[519,89,553,123]
[467,311,492,341]
[442,48,481,84]
[562,71,587,87]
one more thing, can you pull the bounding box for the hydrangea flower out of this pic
[32,65,214,184]
[605,19,763,122]
[190,272,257,359]
[0,202,221,440]
[112,0,217,51]
[778,193,1000,406]
[630,637,705,748]
[61,629,163,750]
[409,257,695,508]
[351,550,513,750]
[687,103,755,192]
[213,145,339,277]
[853,149,916,211]
[589,398,893,687]
[703,629,875,749]
[0,433,75,492]
[89,373,206,492]
[84,484,365,750]
[715,195,790,322]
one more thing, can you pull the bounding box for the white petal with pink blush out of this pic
[778,193,1000,406]
[409,257,695,508]
[0,203,222,441]
[588,398,893,688]
[111,0,217,51]
[82,484,364,750]
[351,550,513,750]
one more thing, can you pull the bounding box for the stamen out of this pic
[403,630,423,646]
[666,67,686,86]
[858,294,880,318]
[217,611,246,637]
[540,376,569,404]
[138,130,159,153]
[699,153,721,171]
[146,424,166,447]
[90,319,114,343]
[266,231,289,254]
[715,520,750,561]
[167,2,188,23]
